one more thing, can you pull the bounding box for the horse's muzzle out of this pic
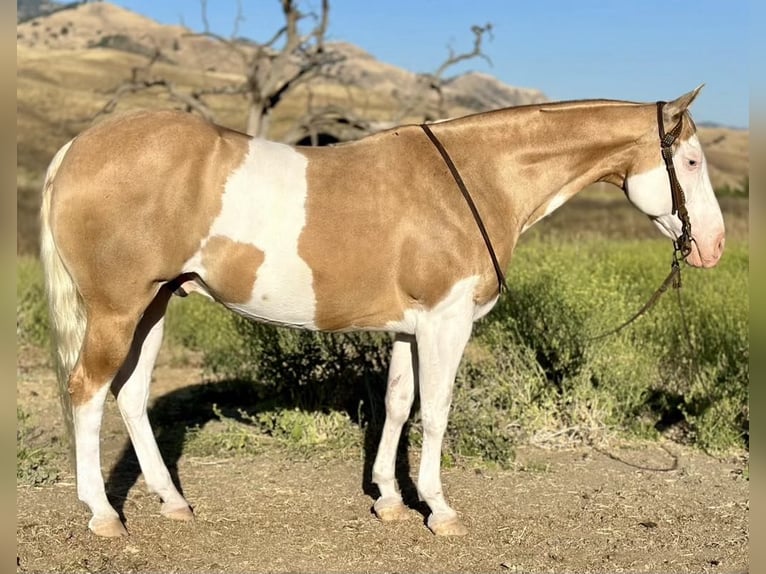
[686,231,725,268]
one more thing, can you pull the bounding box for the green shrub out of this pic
[219,317,389,410]
[468,238,748,452]
[16,233,748,462]
[16,257,50,348]
[164,294,242,367]
[17,407,61,486]
[638,245,749,451]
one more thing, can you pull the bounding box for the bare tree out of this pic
[396,23,493,123]
[92,4,492,143]
[92,48,235,123]
[94,0,340,138]
[195,0,340,136]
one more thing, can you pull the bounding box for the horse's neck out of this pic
[442,102,651,235]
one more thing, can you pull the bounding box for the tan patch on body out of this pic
[49,110,251,400]
[298,127,505,331]
[200,235,264,304]
[51,110,250,310]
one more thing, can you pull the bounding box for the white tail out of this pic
[40,139,83,458]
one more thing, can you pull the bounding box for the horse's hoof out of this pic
[161,503,194,522]
[373,497,409,522]
[427,513,468,536]
[89,516,128,538]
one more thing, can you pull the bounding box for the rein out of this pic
[420,123,508,294]
[589,101,692,340]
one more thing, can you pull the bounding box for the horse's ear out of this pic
[663,84,704,126]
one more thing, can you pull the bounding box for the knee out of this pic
[116,387,147,421]
[420,411,449,436]
[385,392,414,427]
[386,373,414,406]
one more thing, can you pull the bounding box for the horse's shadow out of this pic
[104,374,428,522]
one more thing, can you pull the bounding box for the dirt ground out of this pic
[16,347,749,574]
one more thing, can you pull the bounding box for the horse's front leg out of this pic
[414,298,475,536]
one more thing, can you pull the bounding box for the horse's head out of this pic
[624,86,725,268]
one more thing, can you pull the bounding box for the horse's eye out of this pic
[688,159,698,167]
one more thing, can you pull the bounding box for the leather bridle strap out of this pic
[588,257,681,341]
[656,101,693,258]
[420,123,508,294]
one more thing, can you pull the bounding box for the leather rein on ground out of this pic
[420,100,693,337]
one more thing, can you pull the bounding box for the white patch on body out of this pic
[187,139,318,329]
[386,275,499,334]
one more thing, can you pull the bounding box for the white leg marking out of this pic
[372,334,416,520]
[188,139,318,328]
[414,277,478,534]
[114,318,191,519]
[74,384,126,536]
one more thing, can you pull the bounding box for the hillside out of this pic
[16,1,748,254]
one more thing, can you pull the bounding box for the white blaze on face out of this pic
[625,134,725,267]
[191,138,318,328]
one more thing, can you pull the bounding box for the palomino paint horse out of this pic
[41,87,725,538]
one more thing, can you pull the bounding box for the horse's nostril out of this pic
[717,234,726,257]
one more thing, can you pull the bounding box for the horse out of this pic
[40,86,725,538]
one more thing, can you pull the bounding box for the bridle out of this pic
[420,100,694,337]
[590,101,694,340]
[656,100,694,262]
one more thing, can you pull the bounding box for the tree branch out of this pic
[393,23,493,123]
[90,79,217,122]
[432,23,493,80]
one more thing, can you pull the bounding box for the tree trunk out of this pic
[246,102,270,138]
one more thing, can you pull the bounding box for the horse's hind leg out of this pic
[111,287,192,521]
[372,334,416,521]
[70,307,146,537]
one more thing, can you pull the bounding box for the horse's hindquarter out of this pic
[49,110,250,307]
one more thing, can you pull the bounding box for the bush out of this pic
[466,238,749,453]
[16,257,50,348]
[17,235,748,461]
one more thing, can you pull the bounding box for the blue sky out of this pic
[111,0,749,128]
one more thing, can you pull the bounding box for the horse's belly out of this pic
[221,258,318,330]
